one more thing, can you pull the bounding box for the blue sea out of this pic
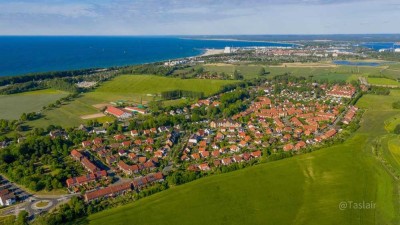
[361,42,399,50]
[0,36,293,77]
[333,60,381,67]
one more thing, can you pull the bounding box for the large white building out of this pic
[0,189,15,206]
[224,47,231,54]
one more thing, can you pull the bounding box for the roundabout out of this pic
[31,200,53,211]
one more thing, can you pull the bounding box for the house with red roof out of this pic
[294,141,306,150]
[82,141,92,148]
[105,106,132,119]
[84,182,132,202]
[198,163,210,171]
[71,149,83,161]
[212,150,220,158]
[251,150,262,158]
[130,130,139,137]
[93,138,103,146]
[114,134,126,141]
[191,153,200,160]
[222,157,232,166]
[283,144,294,151]
[81,157,99,173]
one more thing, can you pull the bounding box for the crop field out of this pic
[26,75,237,128]
[84,91,400,225]
[0,89,68,120]
[204,61,400,81]
[367,77,400,86]
[201,62,400,81]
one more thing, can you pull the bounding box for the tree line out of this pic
[161,90,205,100]
[0,68,102,86]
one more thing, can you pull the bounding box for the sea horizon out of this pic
[0,35,398,77]
[0,36,294,77]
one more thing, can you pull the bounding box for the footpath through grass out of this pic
[84,91,400,225]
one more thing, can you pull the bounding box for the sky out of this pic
[0,0,399,35]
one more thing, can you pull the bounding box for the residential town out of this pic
[50,77,360,205]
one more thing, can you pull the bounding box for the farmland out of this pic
[26,75,238,128]
[83,74,238,103]
[0,89,68,120]
[367,77,400,86]
[201,62,400,81]
[84,91,400,225]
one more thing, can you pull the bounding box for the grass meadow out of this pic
[0,89,68,120]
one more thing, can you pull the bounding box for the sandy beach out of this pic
[201,48,225,56]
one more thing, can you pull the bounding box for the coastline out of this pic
[0,36,298,78]
[0,48,210,79]
[180,37,298,46]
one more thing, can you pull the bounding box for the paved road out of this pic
[0,175,78,219]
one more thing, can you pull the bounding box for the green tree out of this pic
[233,69,242,80]
[196,67,205,74]
[15,210,29,225]
[20,113,27,121]
[392,101,400,109]
[258,67,266,76]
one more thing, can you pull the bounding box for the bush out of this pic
[394,124,400,134]
[393,101,400,109]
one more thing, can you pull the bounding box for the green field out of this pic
[385,137,400,171]
[201,62,400,82]
[0,89,68,120]
[84,75,238,103]
[26,75,237,128]
[84,91,400,225]
[367,77,400,86]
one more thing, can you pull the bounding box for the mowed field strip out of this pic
[85,90,400,225]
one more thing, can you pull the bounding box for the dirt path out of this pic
[81,113,105,120]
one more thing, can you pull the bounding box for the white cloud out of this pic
[0,0,399,35]
[0,2,98,18]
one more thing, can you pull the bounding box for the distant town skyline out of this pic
[0,0,399,35]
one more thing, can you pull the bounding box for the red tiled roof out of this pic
[71,149,83,159]
[106,106,126,117]
[84,182,132,202]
